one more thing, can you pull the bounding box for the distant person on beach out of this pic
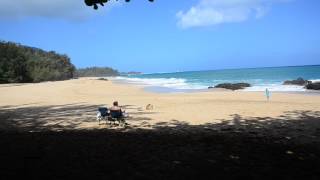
[265,88,271,101]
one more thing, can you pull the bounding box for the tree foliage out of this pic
[0,41,75,83]
[75,67,119,77]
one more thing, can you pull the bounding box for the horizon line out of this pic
[138,64,320,75]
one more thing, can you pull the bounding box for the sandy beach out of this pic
[0,78,319,131]
[1,78,320,179]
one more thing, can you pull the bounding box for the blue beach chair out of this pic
[108,109,126,126]
[97,107,109,125]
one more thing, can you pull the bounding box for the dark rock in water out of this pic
[305,82,320,90]
[97,78,108,81]
[214,83,251,91]
[283,77,311,86]
[208,86,214,89]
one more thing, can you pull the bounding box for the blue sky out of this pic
[0,0,319,73]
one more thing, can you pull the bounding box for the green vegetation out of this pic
[0,41,75,83]
[75,67,119,77]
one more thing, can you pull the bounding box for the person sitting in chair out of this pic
[110,101,125,118]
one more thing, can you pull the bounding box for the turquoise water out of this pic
[115,65,320,92]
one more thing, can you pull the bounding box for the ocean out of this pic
[113,65,320,92]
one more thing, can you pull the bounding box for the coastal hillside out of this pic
[0,41,75,83]
[75,67,119,77]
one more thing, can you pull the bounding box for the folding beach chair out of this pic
[108,110,126,126]
[97,107,109,125]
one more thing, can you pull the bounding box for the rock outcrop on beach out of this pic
[283,78,320,90]
[214,83,251,90]
[283,78,311,86]
[97,78,108,81]
[305,82,320,90]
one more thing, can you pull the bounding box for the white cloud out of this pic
[0,0,120,20]
[177,0,292,28]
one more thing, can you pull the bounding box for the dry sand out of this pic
[0,78,319,131]
[1,78,320,179]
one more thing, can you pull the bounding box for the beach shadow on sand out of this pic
[0,104,320,179]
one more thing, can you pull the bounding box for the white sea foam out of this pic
[111,77,310,92]
[243,79,319,92]
[243,84,306,92]
[112,77,207,90]
[310,79,320,83]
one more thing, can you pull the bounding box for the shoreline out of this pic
[111,65,320,93]
[1,77,319,96]
[109,77,320,96]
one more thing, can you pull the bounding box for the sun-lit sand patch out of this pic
[0,78,319,131]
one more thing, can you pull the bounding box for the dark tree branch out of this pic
[85,0,154,10]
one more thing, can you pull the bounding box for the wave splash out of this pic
[113,77,207,90]
[244,84,305,92]
[112,77,308,92]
